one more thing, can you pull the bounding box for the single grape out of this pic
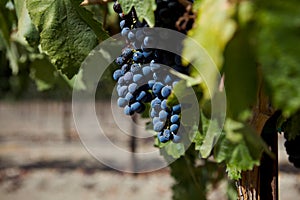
[133,74,143,83]
[124,105,133,115]
[170,124,179,133]
[170,114,180,124]
[154,121,165,132]
[172,134,181,143]
[152,82,164,95]
[142,66,151,76]
[117,97,128,108]
[113,69,123,81]
[159,110,168,121]
[161,86,172,98]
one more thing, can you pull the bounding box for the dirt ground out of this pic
[0,102,299,200]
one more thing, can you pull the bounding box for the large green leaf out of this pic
[214,120,267,179]
[182,0,236,100]
[26,0,108,78]
[255,0,300,116]
[183,0,236,69]
[14,0,40,47]
[223,21,258,120]
[119,0,156,27]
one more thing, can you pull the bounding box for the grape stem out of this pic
[175,4,196,31]
[178,0,193,8]
[80,0,113,6]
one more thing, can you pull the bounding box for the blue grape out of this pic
[152,82,164,95]
[117,76,125,85]
[133,74,143,83]
[136,91,147,101]
[124,105,133,115]
[118,97,128,107]
[123,71,133,82]
[158,129,172,143]
[131,102,142,112]
[142,66,151,76]
[133,52,144,62]
[120,20,126,29]
[142,51,152,58]
[113,69,123,81]
[135,29,145,41]
[121,27,130,37]
[172,104,181,114]
[128,31,135,41]
[160,99,168,110]
[122,48,132,58]
[148,80,155,88]
[121,64,130,74]
[154,121,165,132]
[170,124,179,133]
[150,109,158,118]
[143,36,156,48]
[152,117,160,125]
[170,114,180,123]
[128,83,138,93]
[161,86,172,98]
[125,92,134,102]
[159,110,168,121]
[116,56,124,65]
[117,85,127,97]
[151,97,161,108]
[130,63,141,73]
[164,75,173,84]
[172,134,181,143]
[150,62,161,71]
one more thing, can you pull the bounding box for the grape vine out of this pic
[112,0,194,143]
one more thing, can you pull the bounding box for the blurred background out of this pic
[0,0,299,200]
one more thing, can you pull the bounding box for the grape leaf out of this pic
[223,22,258,120]
[14,0,40,47]
[255,0,300,116]
[214,120,266,179]
[119,0,156,27]
[26,0,108,78]
[182,0,236,100]
[183,0,236,69]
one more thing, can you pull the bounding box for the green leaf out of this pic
[223,23,258,120]
[30,57,57,90]
[255,0,300,116]
[197,112,222,158]
[119,0,156,27]
[164,142,185,159]
[26,0,108,78]
[182,0,236,100]
[14,0,40,47]
[183,0,236,69]
[214,120,266,180]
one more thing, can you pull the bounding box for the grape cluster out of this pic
[283,132,300,168]
[112,0,193,143]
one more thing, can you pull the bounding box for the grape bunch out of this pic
[112,0,194,143]
[283,122,300,168]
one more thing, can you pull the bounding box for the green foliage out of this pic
[170,144,227,200]
[26,0,108,78]
[254,0,300,116]
[2,0,300,198]
[223,18,258,120]
[283,111,300,141]
[119,0,156,27]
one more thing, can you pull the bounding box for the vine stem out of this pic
[237,68,278,200]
